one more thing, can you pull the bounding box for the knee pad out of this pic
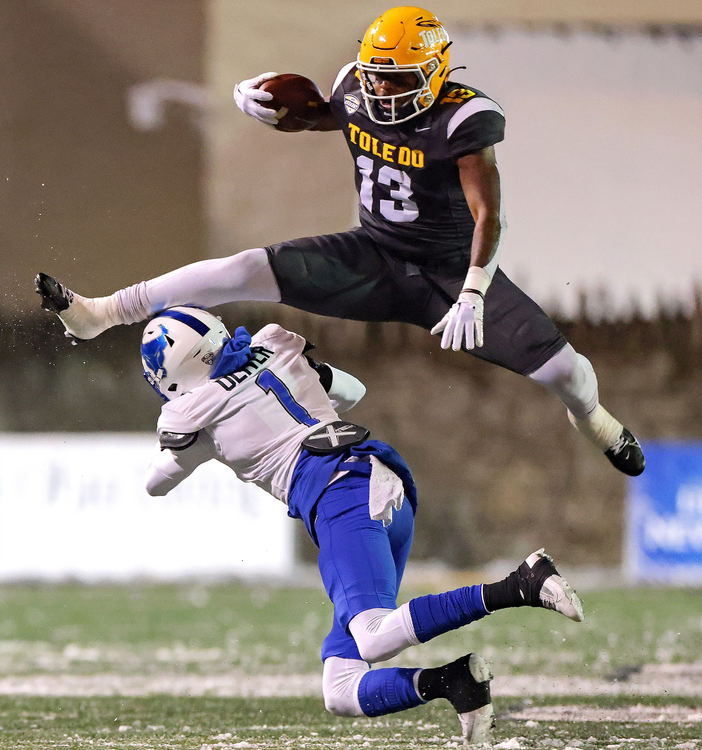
[322,657,369,716]
[349,605,419,664]
[528,343,598,418]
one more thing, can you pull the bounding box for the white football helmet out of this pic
[141,306,230,400]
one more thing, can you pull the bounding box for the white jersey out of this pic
[149,324,340,502]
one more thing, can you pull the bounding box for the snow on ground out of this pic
[1,662,701,702]
[505,703,702,724]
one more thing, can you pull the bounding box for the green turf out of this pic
[0,695,699,749]
[0,582,700,675]
[0,581,700,748]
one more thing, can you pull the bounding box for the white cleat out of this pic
[458,702,496,746]
[516,548,584,623]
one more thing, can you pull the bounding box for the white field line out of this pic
[505,704,702,724]
[0,663,701,699]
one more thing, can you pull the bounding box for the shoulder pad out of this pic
[332,61,357,95]
[447,97,505,139]
[159,430,199,451]
[253,322,286,341]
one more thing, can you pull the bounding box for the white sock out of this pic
[568,404,623,451]
[59,290,128,339]
[59,248,280,339]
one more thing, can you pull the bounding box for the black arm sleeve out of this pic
[304,355,333,393]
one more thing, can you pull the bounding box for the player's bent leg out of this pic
[349,586,489,663]
[348,605,420,663]
[325,616,494,740]
[345,652,494,743]
[35,248,281,341]
[349,551,581,666]
[322,657,369,717]
[321,629,425,720]
[529,344,645,476]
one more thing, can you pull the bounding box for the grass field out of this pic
[0,578,700,749]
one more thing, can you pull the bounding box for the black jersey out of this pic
[329,62,505,264]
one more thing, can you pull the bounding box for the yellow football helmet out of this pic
[357,6,451,124]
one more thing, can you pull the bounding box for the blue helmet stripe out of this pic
[157,309,210,336]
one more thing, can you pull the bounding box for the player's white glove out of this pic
[233,72,280,126]
[431,290,485,351]
[430,266,491,351]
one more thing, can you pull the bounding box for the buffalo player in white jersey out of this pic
[136,304,584,744]
[34,6,644,477]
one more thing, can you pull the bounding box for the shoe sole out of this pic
[458,703,495,745]
[525,548,585,623]
[543,573,585,622]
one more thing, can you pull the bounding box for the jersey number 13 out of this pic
[357,155,418,223]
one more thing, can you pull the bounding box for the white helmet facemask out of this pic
[357,59,437,124]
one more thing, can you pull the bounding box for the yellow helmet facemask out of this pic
[357,6,451,125]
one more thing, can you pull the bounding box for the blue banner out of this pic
[626,441,702,583]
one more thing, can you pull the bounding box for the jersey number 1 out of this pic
[255,370,319,427]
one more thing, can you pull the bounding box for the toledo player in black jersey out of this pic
[35,6,644,476]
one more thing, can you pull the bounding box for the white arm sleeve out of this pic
[145,431,216,496]
[327,365,366,413]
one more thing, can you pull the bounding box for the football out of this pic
[257,73,325,132]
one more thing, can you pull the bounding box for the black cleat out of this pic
[34,272,83,342]
[35,272,73,313]
[515,548,584,622]
[605,428,645,476]
[418,653,495,744]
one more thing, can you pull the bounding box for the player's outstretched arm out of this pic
[145,431,215,496]
[431,147,502,351]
